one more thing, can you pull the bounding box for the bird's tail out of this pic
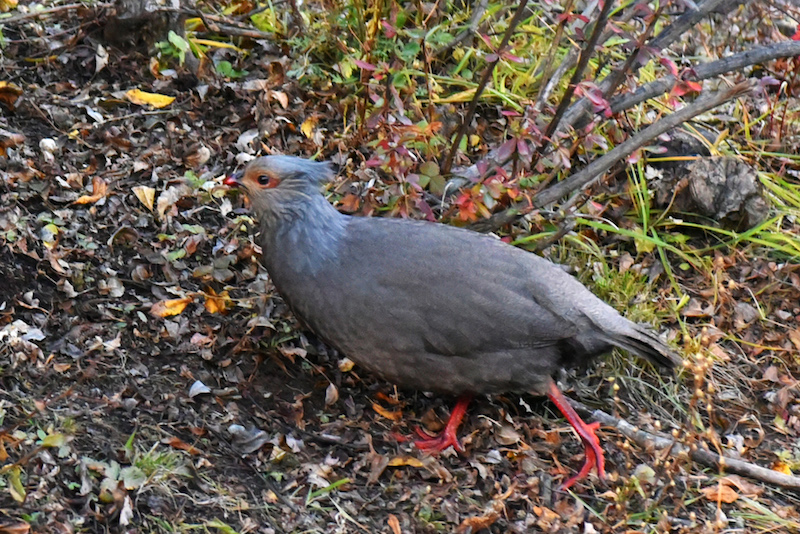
[604,323,681,369]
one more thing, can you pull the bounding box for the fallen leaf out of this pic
[701,484,739,503]
[132,185,155,211]
[162,436,202,455]
[0,521,31,534]
[74,176,108,204]
[119,495,133,526]
[387,456,425,468]
[125,88,175,108]
[387,514,401,534]
[0,81,22,109]
[719,475,763,497]
[8,466,25,503]
[156,183,193,219]
[151,297,193,317]
[203,288,232,314]
[40,223,60,250]
[372,403,402,421]
[95,44,108,73]
[789,329,800,352]
[301,117,317,139]
[772,461,793,475]
[457,510,500,533]
[271,90,288,108]
[40,433,67,448]
[495,424,521,445]
[325,383,338,406]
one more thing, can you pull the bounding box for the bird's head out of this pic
[225,156,336,221]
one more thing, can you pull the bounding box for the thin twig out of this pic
[538,0,614,154]
[471,28,800,191]
[609,39,800,116]
[533,81,752,206]
[531,0,577,115]
[434,0,490,57]
[469,80,753,233]
[442,0,531,176]
[569,398,800,490]
[558,0,731,134]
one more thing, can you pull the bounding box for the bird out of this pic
[224,155,680,489]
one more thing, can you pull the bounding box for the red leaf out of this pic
[354,59,376,71]
[660,57,678,77]
[381,20,397,38]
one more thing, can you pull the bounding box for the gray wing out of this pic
[295,217,586,358]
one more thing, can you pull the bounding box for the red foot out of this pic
[413,394,472,453]
[547,381,606,490]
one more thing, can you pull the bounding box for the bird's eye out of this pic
[257,175,270,186]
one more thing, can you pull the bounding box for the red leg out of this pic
[547,381,606,489]
[414,394,473,453]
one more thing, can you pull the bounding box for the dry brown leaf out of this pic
[701,484,739,503]
[372,403,402,421]
[325,383,338,406]
[387,456,425,468]
[495,424,521,445]
[681,298,712,317]
[719,475,764,497]
[789,328,800,352]
[203,288,232,314]
[162,436,202,455]
[132,185,155,211]
[151,297,193,317]
[0,81,22,108]
[457,510,500,533]
[387,514,401,534]
[271,90,288,108]
[0,522,31,534]
[74,176,108,204]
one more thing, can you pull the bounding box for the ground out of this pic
[2,1,800,533]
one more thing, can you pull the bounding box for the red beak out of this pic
[224,171,243,187]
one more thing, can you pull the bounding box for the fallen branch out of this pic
[559,0,732,132]
[532,81,753,207]
[569,398,800,490]
[469,80,753,233]
[608,39,800,117]
[442,0,531,175]
[539,0,615,151]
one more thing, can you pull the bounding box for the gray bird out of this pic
[225,155,680,489]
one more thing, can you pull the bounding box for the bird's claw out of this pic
[413,426,465,453]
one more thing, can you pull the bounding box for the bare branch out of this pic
[609,39,800,115]
[442,0,531,176]
[468,81,753,233]
[570,398,800,490]
[538,0,615,151]
[559,0,733,133]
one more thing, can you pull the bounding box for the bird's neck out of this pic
[258,195,347,275]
